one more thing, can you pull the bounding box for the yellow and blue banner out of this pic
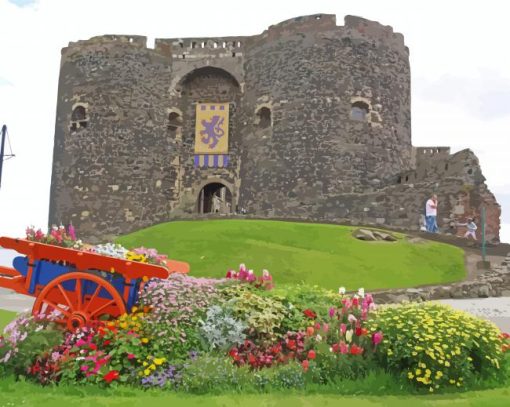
[194,103,229,154]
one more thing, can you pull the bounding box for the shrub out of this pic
[369,302,508,392]
[220,285,288,343]
[179,355,250,394]
[139,275,222,359]
[199,305,247,351]
[0,312,64,376]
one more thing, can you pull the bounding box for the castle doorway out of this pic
[197,183,232,214]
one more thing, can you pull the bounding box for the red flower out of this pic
[103,340,111,346]
[303,309,317,319]
[287,339,296,350]
[89,343,97,351]
[127,353,136,360]
[103,370,120,383]
[248,353,257,365]
[350,344,364,355]
[307,350,316,360]
[302,359,309,372]
[331,343,341,353]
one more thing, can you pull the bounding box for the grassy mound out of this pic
[0,309,16,331]
[117,220,465,291]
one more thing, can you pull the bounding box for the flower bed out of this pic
[1,259,508,394]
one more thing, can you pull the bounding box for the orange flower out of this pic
[306,326,315,336]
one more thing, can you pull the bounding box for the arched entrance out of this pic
[197,183,232,214]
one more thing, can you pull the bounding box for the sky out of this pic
[0,0,509,243]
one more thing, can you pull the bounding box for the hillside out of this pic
[117,219,465,291]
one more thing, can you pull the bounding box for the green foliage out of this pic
[368,302,508,393]
[253,361,305,390]
[117,219,466,291]
[199,305,247,351]
[179,355,250,394]
[220,285,288,342]
[0,313,64,376]
[306,352,377,384]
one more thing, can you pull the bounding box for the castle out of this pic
[49,14,501,242]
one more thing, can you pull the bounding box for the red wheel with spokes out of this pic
[32,272,126,331]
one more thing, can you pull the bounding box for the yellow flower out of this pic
[408,372,414,379]
[150,364,156,371]
[143,361,148,367]
[154,358,165,366]
[415,369,422,376]
[444,361,450,367]
[119,322,128,329]
[132,306,138,313]
[144,369,151,376]
[141,338,149,344]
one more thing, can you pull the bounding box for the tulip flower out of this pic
[372,331,383,346]
[346,329,353,343]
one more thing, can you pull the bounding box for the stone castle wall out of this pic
[48,14,501,242]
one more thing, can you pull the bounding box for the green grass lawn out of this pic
[0,379,509,407]
[0,308,16,331]
[117,219,465,291]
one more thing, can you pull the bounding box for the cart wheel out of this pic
[32,271,126,331]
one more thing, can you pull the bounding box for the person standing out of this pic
[460,218,478,240]
[425,194,438,233]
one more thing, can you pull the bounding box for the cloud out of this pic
[416,70,510,120]
[8,0,37,7]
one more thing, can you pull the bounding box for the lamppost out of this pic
[0,124,15,190]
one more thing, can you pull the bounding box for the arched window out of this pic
[350,101,369,121]
[167,111,182,136]
[70,105,88,131]
[256,107,272,129]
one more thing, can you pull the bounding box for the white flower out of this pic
[316,334,322,342]
[338,286,346,295]
[358,288,365,298]
[248,269,254,275]
[262,269,270,278]
[346,329,353,343]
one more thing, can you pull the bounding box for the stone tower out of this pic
[49,14,500,242]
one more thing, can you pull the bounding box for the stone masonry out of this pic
[49,14,501,242]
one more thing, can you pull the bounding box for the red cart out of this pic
[0,237,189,330]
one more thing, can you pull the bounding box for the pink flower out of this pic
[340,341,349,354]
[328,307,335,318]
[348,314,357,324]
[322,323,329,333]
[340,323,347,335]
[372,331,383,346]
[80,365,89,372]
[68,224,76,241]
[127,353,136,360]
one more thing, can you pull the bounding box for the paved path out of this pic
[439,297,510,332]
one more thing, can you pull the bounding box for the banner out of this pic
[194,103,229,154]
